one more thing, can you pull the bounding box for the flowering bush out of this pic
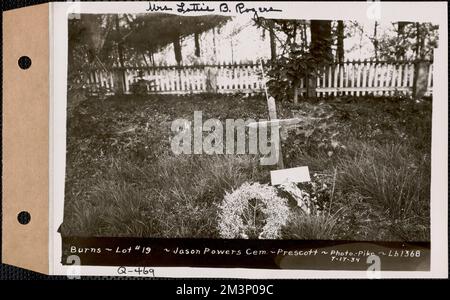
[279,183,314,215]
[218,182,290,239]
[279,173,334,216]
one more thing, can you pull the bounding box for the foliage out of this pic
[283,101,346,161]
[280,173,334,214]
[68,13,231,67]
[378,22,439,61]
[254,18,333,102]
[68,13,231,96]
[265,51,324,102]
[254,19,437,102]
[68,15,117,72]
[126,14,231,55]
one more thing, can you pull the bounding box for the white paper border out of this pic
[50,1,448,279]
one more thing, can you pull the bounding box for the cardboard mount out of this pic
[1,1,447,278]
[2,3,50,274]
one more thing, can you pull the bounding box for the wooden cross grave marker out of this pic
[247,60,311,186]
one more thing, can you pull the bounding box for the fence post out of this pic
[293,84,299,104]
[113,68,126,94]
[306,73,317,98]
[413,60,430,99]
[205,66,218,93]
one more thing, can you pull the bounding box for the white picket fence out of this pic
[305,61,434,97]
[86,62,265,95]
[85,60,433,97]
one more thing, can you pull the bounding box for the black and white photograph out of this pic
[54,2,444,274]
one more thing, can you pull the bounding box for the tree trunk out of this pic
[309,20,332,98]
[301,23,308,51]
[212,28,217,61]
[336,20,345,63]
[413,60,429,99]
[310,20,333,63]
[415,22,425,60]
[194,33,201,57]
[205,67,218,93]
[173,34,182,65]
[373,21,379,61]
[114,15,126,94]
[269,21,277,61]
[292,23,297,44]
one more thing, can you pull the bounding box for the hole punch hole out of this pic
[18,56,32,69]
[17,211,31,225]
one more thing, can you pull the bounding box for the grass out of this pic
[62,94,432,241]
[282,207,345,240]
[63,153,268,238]
[335,141,430,241]
[337,142,430,220]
